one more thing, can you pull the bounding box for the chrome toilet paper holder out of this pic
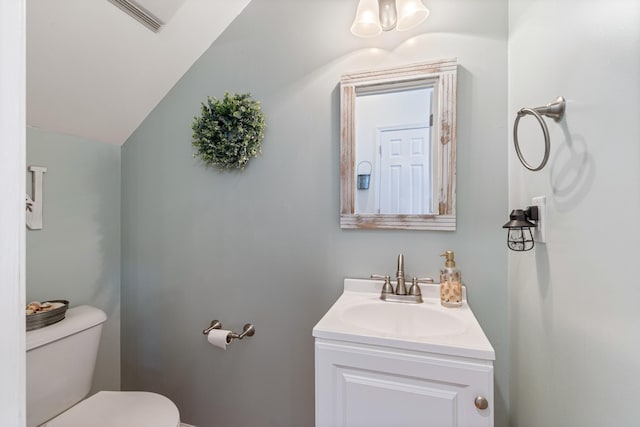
[202,320,255,343]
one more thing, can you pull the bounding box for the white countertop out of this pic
[313,279,495,360]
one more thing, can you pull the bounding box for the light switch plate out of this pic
[532,196,546,243]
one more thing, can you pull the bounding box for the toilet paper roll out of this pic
[207,329,232,350]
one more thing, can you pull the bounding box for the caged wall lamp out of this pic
[502,206,539,252]
[351,0,430,38]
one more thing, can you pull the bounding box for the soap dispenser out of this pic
[440,250,462,307]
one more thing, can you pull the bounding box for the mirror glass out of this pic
[340,59,457,230]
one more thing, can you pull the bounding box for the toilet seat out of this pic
[43,391,180,427]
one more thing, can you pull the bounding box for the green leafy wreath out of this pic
[192,93,266,170]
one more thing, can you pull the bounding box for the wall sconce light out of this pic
[502,206,539,251]
[351,0,430,38]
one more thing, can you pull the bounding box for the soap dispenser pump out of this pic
[440,250,462,307]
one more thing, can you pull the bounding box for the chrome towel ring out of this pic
[513,96,566,171]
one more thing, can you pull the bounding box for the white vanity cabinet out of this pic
[313,279,495,427]
[315,339,493,427]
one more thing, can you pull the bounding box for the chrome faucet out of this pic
[371,254,434,304]
[395,254,407,295]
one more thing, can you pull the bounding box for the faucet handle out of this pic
[371,275,394,295]
[408,277,435,296]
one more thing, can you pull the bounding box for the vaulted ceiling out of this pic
[27,0,251,146]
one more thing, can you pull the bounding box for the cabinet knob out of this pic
[474,396,489,410]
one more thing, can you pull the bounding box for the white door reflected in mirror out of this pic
[378,125,431,214]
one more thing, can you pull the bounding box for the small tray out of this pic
[26,300,69,331]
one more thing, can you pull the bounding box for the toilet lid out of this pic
[44,391,180,427]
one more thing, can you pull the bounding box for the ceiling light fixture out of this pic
[351,0,430,38]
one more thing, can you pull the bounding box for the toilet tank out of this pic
[26,305,107,427]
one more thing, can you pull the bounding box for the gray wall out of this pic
[508,1,640,426]
[121,0,508,425]
[26,127,121,393]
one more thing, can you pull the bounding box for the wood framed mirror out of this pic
[340,58,457,230]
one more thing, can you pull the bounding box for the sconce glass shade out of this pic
[351,0,382,38]
[503,209,536,251]
[396,0,430,31]
[505,227,535,251]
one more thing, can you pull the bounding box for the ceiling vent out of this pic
[107,0,164,33]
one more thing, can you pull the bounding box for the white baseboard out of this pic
[181,424,197,427]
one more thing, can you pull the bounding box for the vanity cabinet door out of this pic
[315,339,493,427]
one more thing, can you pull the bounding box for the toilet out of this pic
[26,305,180,427]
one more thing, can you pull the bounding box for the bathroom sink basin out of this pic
[340,301,467,338]
[313,278,495,360]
